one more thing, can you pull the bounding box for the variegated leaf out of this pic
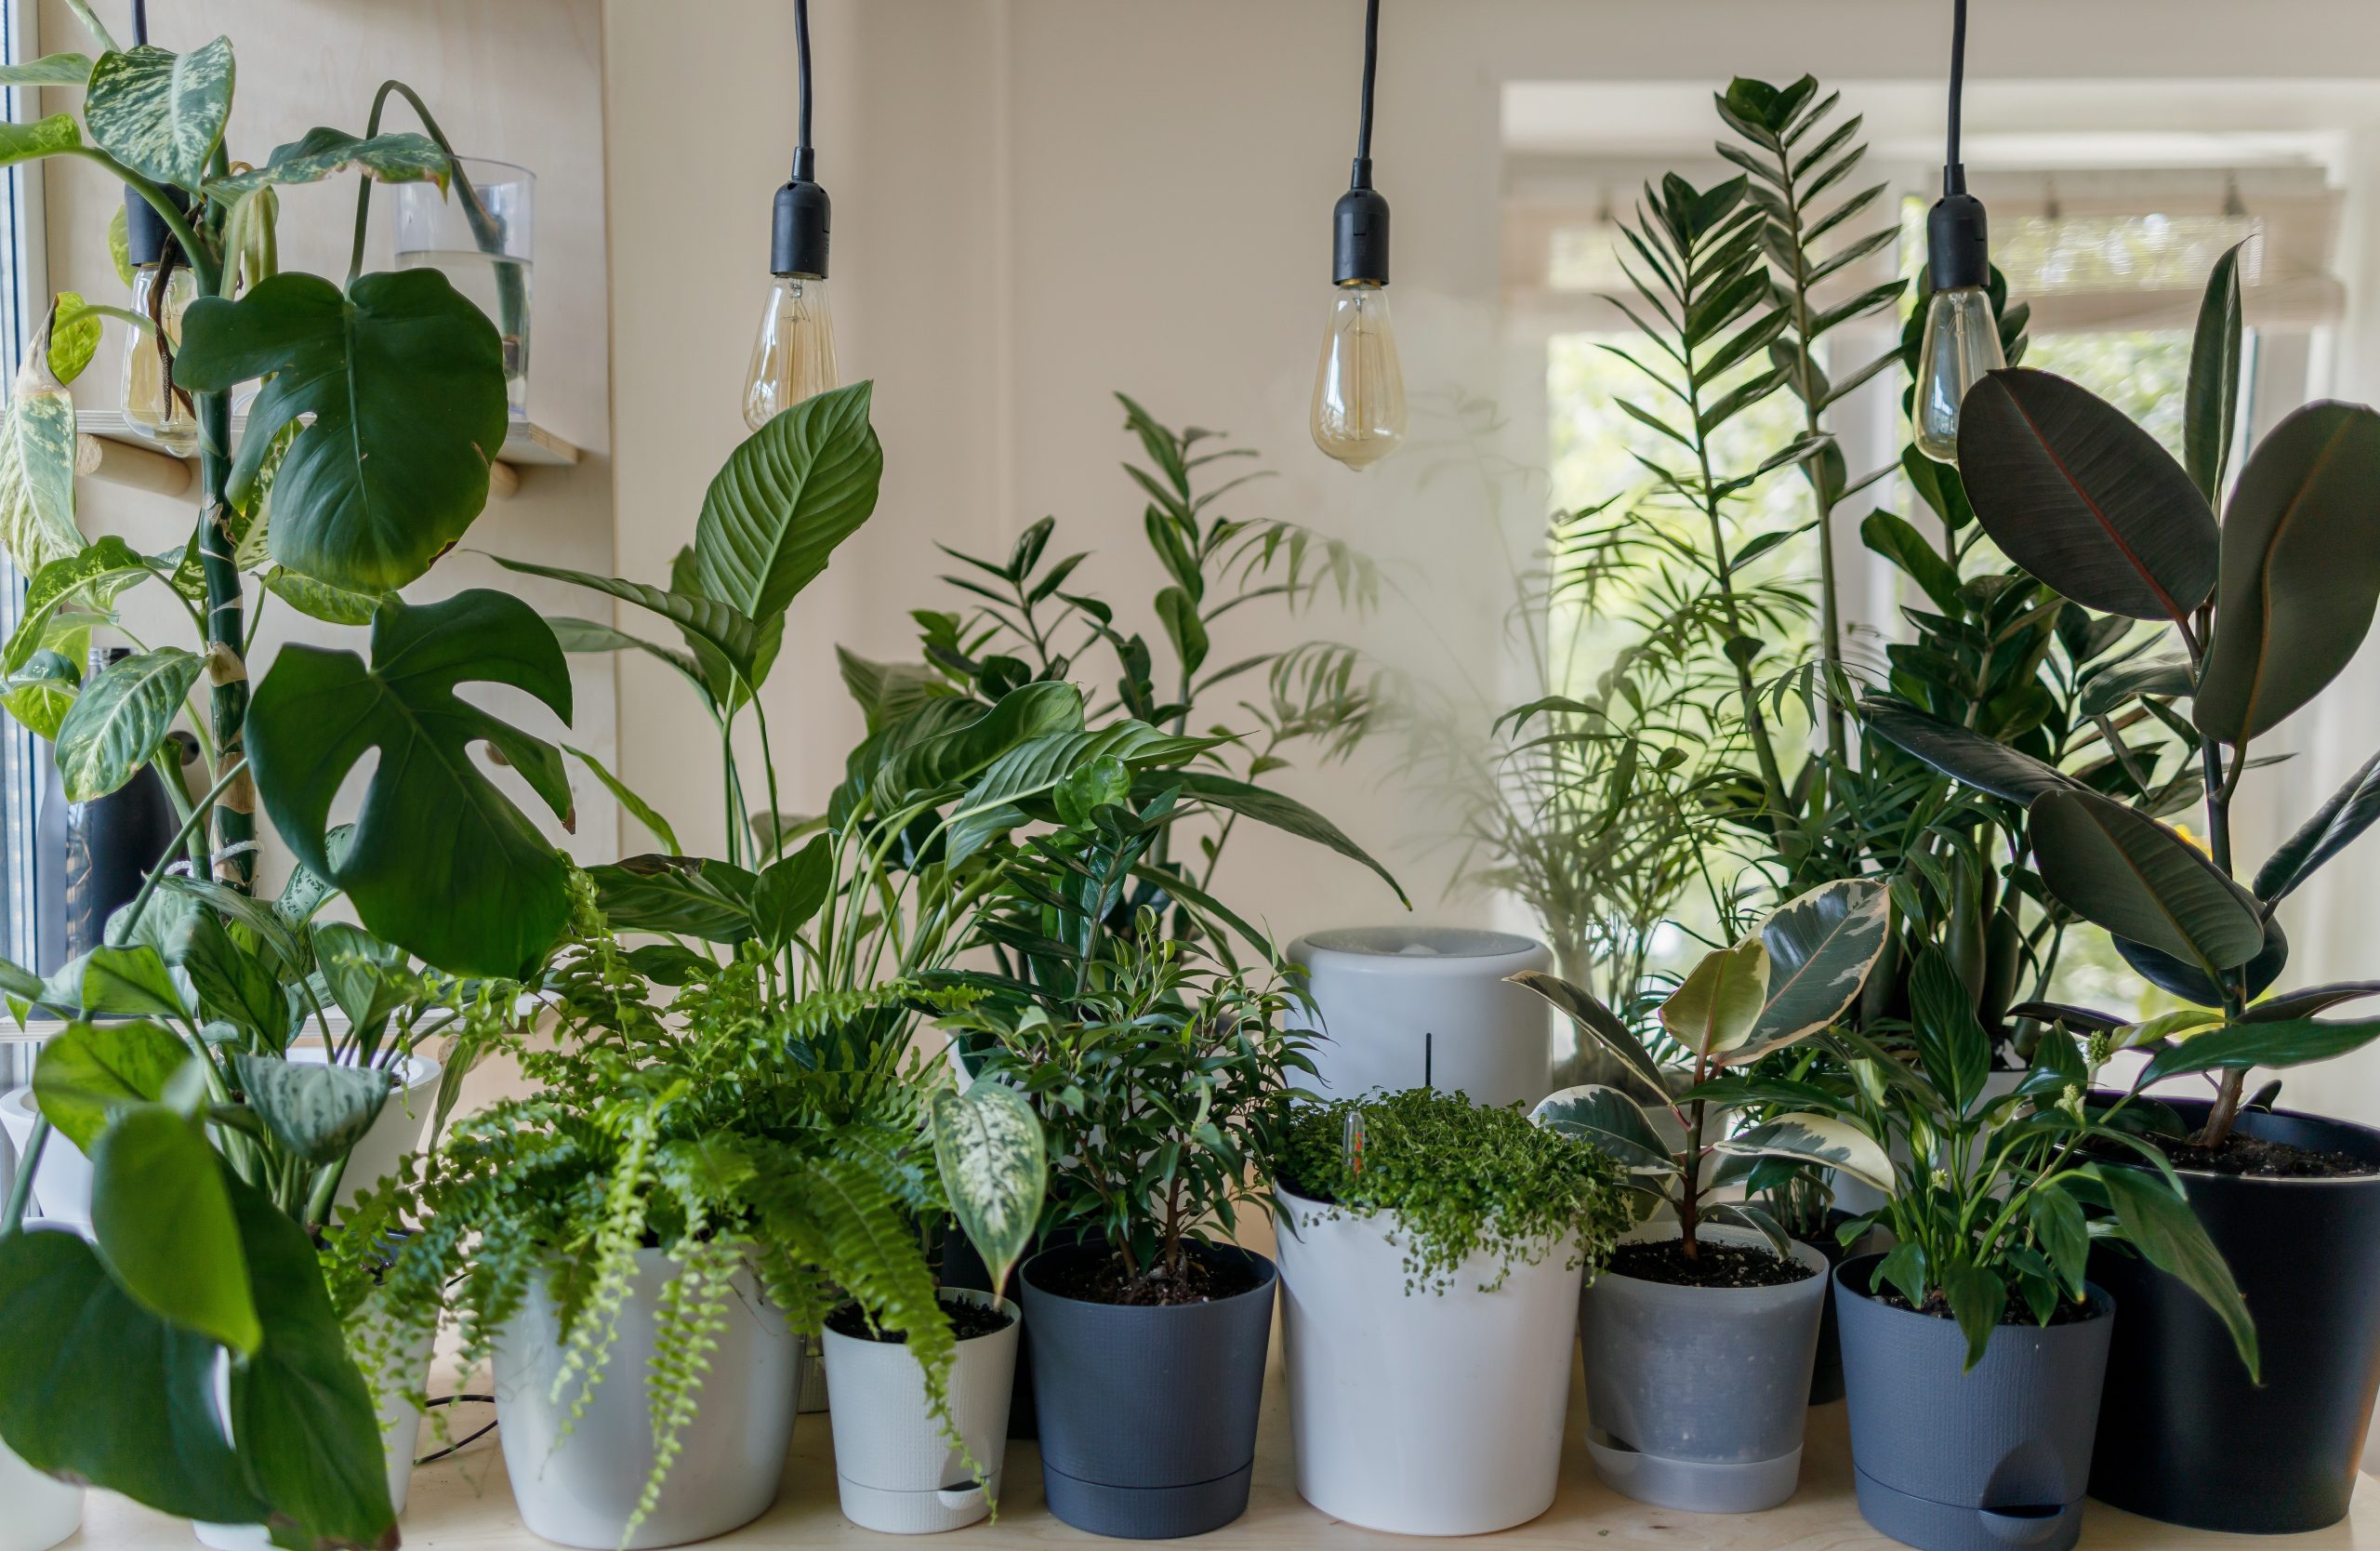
[932,1080,1045,1291]
[1714,1110,1894,1192]
[0,53,94,87]
[205,127,449,197]
[1704,1200,1792,1259]
[0,343,84,581]
[1660,935,1770,1060]
[86,38,235,189]
[55,646,201,802]
[0,113,81,168]
[1722,879,1892,1066]
[1,651,76,740]
[47,292,101,383]
[1529,1084,1673,1173]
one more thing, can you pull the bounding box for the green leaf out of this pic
[943,721,1223,861]
[1860,509,1961,613]
[231,1054,390,1168]
[1154,585,1210,677]
[837,646,942,734]
[1940,1257,2008,1371]
[311,921,408,1037]
[245,590,574,978]
[55,646,201,801]
[39,942,185,1022]
[172,909,283,1038]
[1053,754,1131,827]
[931,1080,1047,1292]
[1908,948,1992,1117]
[2185,242,2245,505]
[0,340,83,581]
[2256,748,2380,904]
[0,52,94,86]
[494,556,764,693]
[1715,1111,1891,1191]
[0,113,81,167]
[1727,879,1889,1064]
[0,1228,266,1525]
[871,680,1085,811]
[1152,770,1407,906]
[1529,1083,1672,1172]
[205,126,447,196]
[262,566,389,627]
[1958,368,2218,622]
[85,38,234,187]
[1859,696,2069,803]
[2030,1183,2090,1298]
[2193,404,2380,742]
[565,742,679,855]
[2030,788,2265,975]
[588,855,756,943]
[6,536,151,674]
[176,269,508,592]
[752,835,832,953]
[694,380,881,622]
[2081,654,2193,717]
[2241,981,2380,1023]
[1,654,75,740]
[1660,935,1770,1060]
[1508,971,1671,1099]
[2136,1017,2380,1085]
[107,204,134,287]
[89,1106,260,1356]
[2092,1162,2257,1378]
[33,1020,192,1151]
[48,291,101,382]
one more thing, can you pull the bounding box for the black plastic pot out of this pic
[1019,1240,1276,1540]
[1836,1253,2113,1551]
[2086,1098,2380,1533]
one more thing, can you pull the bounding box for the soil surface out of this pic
[1606,1238,1814,1289]
[2145,1130,2379,1179]
[1038,1246,1262,1306]
[826,1298,1015,1344]
[1871,1283,2101,1328]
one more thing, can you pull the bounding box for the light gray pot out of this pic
[494,1246,800,1549]
[821,1290,1018,1533]
[1579,1223,1830,1512]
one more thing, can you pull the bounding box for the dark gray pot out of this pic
[1836,1254,2113,1551]
[1019,1240,1276,1540]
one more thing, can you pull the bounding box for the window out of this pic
[0,0,46,1087]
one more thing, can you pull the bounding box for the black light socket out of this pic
[1332,161,1390,286]
[123,184,189,268]
[1926,172,1990,292]
[771,152,831,281]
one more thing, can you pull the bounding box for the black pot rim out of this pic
[1834,1250,2112,1325]
[2089,1092,2380,1186]
[1020,1238,1278,1312]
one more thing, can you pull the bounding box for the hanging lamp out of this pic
[1310,0,1406,470]
[1911,0,2003,466]
[742,0,838,430]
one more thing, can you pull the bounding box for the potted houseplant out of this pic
[1867,242,2380,1532]
[1516,880,1894,1512]
[951,904,1303,1541]
[1779,949,2258,1551]
[1269,1085,1631,1536]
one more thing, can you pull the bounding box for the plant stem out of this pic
[193,388,255,890]
[2,1116,46,1234]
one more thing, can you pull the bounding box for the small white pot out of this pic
[1276,1189,1583,1535]
[0,1088,93,1228]
[193,1302,436,1550]
[494,1245,800,1549]
[821,1290,1019,1533]
[1286,928,1555,1110]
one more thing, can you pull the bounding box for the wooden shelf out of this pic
[73,410,581,502]
[73,1348,2376,1550]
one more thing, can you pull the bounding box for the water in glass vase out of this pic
[399,249,533,419]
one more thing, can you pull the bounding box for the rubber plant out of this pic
[0,11,569,1548]
[1862,241,2380,1148]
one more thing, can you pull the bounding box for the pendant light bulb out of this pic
[1312,0,1403,471]
[743,0,837,431]
[1915,0,2001,466]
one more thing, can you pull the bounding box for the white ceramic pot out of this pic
[494,1246,800,1549]
[821,1290,1019,1533]
[193,1303,436,1550]
[1285,927,1555,1110]
[1275,1189,1582,1535]
[284,1049,443,1215]
[0,1088,93,1228]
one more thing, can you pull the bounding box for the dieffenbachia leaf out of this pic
[205,126,447,196]
[931,1080,1046,1292]
[54,646,201,802]
[0,338,82,581]
[85,39,234,189]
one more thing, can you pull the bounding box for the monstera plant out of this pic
[0,13,565,1550]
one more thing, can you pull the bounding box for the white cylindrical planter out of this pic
[494,1246,800,1549]
[1287,928,1554,1109]
[821,1290,1018,1533]
[1,1437,81,1551]
[0,1089,93,1228]
[1275,1190,1582,1535]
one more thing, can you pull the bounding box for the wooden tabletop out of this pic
[75,1348,2379,1550]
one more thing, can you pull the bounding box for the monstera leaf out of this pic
[694,381,883,622]
[176,270,507,592]
[85,38,234,188]
[245,590,573,978]
[205,126,447,196]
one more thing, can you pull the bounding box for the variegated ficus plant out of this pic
[1515,880,1897,1260]
[0,10,590,1551]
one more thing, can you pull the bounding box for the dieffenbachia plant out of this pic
[1517,880,1895,1258]
[1862,241,2380,1147]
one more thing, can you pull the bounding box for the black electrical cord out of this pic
[131,0,147,45]
[794,0,814,163]
[1945,0,1967,192]
[1353,0,1379,175]
[413,1394,496,1468]
[1330,0,1391,285]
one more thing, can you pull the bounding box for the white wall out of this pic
[601,0,2380,1119]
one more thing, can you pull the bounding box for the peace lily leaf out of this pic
[0,337,83,581]
[1660,936,1770,1060]
[55,646,201,801]
[870,680,1084,811]
[90,1105,260,1356]
[2116,1008,2226,1051]
[1957,367,2217,622]
[205,126,448,196]
[1859,696,2070,803]
[1507,971,1670,1098]
[1939,1257,2009,1372]
[2030,1183,2090,1298]
[1528,1084,1672,1173]
[1908,948,1992,1118]
[494,555,765,693]
[752,835,832,953]
[550,616,708,699]
[245,590,574,978]
[2185,242,2245,503]
[0,1228,267,1526]
[2135,1017,2380,1087]
[1716,1111,1893,1192]
[1726,879,1888,1064]
[262,566,388,627]
[838,646,945,734]
[2256,747,2380,905]
[589,855,757,944]
[2193,404,2380,742]
[231,1054,390,1168]
[7,536,152,674]
[0,52,94,86]
[33,1019,192,1151]
[176,269,507,592]
[1151,770,1407,906]
[0,113,82,167]
[221,1169,399,1546]
[86,38,234,187]
[565,742,679,855]
[2091,1162,2257,1378]
[2030,788,2265,975]
[48,291,101,382]
[931,1079,1047,1292]
[695,380,882,621]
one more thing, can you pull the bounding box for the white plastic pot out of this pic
[0,1088,93,1228]
[1285,927,1555,1109]
[493,1246,800,1549]
[194,1304,436,1550]
[821,1290,1019,1533]
[1275,1189,1582,1535]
